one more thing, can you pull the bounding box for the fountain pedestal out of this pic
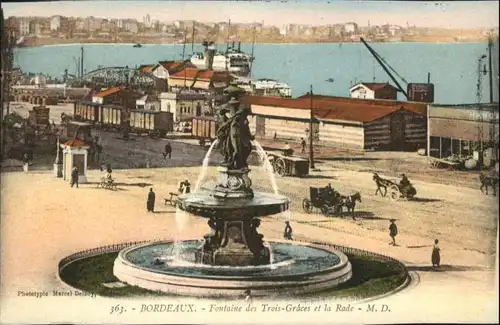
[212,167,253,198]
[195,213,271,266]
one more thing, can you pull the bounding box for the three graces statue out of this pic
[216,98,254,171]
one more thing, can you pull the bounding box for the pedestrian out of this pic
[178,180,191,194]
[244,289,252,303]
[22,152,29,172]
[182,180,191,194]
[389,219,398,246]
[283,221,293,240]
[431,239,441,268]
[70,166,79,188]
[147,188,156,212]
[164,142,172,159]
[300,138,306,153]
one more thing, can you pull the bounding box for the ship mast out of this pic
[191,21,196,54]
[181,28,187,60]
[249,25,256,79]
[226,18,231,53]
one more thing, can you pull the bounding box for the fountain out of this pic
[113,95,353,298]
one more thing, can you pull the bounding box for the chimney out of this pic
[238,42,241,52]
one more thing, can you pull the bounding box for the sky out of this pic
[3,0,499,29]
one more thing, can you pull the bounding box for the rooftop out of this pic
[244,95,424,123]
[349,82,399,91]
[62,139,89,148]
[93,86,122,98]
[170,67,233,82]
[297,93,427,115]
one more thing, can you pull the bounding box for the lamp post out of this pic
[309,84,315,170]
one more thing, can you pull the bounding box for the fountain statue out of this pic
[112,94,352,297]
[180,96,274,266]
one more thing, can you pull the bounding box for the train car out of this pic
[129,110,173,137]
[28,105,50,126]
[192,116,217,144]
[74,101,100,124]
[100,104,123,131]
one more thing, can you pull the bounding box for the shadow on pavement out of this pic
[407,265,493,272]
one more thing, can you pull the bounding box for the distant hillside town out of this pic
[4,14,498,46]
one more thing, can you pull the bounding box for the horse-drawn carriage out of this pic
[302,186,344,216]
[267,150,309,177]
[373,173,417,200]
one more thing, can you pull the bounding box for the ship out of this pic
[15,36,26,48]
[133,43,142,48]
[189,41,254,76]
[232,76,292,98]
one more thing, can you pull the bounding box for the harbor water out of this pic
[14,42,497,104]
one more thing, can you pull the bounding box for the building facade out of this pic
[427,104,499,164]
[158,91,207,122]
[136,94,160,111]
[349,82,398,100]
[50,16,61,31]
[19,19,30,36]
[244,96,427,150]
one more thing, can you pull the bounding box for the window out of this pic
[167,103,171,112]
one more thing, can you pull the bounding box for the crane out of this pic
[359,37,409,99]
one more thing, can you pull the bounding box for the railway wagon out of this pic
[129,110,173,137]
[192,116,217,144]
[28,105,50,126]
[74,101,100,123]
[100,105,123,130]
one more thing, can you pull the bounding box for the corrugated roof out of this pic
[297,94,427,116]
[94,86,122,98]
[244,95,422,123]
[158,60,186,72]
[138,64,155,73]
[170,68,233,82]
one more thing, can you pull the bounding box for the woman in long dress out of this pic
[432,239,441,268]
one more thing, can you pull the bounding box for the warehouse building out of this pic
[427,103,499,165]
[243,96,427,150]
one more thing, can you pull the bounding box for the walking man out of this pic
[300,138,306,153]
[164,142,172,160]
[244,289,252,303]
[70,166,79,188]
[22,152,29,172]
[283,221,293,240]
[431,239,441,268]
[147,188,156,212]
[389,219,398,246]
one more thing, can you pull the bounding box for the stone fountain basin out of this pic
[113,240,352,298]
[177,189,291,219]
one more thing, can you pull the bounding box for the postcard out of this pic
[0,1,498,324]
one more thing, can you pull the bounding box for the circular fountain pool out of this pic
[114,240,352,298]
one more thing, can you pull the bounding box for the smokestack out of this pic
[238,42,241,52]
[205,42,216,71]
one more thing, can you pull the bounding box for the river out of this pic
[13,42,498,104]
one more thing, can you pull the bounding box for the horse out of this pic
[372,173,394,197]
[479,172,499,196]
[340,192,362,220]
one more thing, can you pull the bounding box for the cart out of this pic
[267,151,309,177]
[164,192,179,207]
[302,186,344,216]
[429,157,463,170]
[96,177,117,190]
[387,182,417,201]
